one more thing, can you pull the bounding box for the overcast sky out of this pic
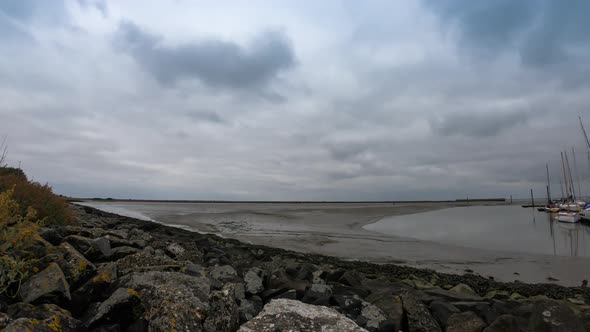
[1,0,590,200]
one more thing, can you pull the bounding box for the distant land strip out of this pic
[66,197,507,204]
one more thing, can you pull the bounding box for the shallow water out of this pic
[364,205,590,257]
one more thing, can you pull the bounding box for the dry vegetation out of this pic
[0,160,73,296]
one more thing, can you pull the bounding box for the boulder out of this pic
[446,311,487,332]
[58,242,97,287]
[528,299,585,332]
[85,237,112,261]
[452,301,497,325]
[400,293,441,332]
[184,262,206,278]
[203,284,240,331]
[4,303,80,332]
[429,300,460,329]
[0,312,10,329]
[484,290,510,300]
[84,288,144,329]
[105,229,129,239]
[109,246,140,260]
[366,294,404,332]
[38,227,63,245]
[244,268,264,295]
[238,299,367,332]
[483,315,522,332]
[165,242,186,258]
[116,271,210,331]
[20,263,71,304]
[64,234,94,253]
[115,251,179,275]
[70,263,118,315]
[338,270,364,287]
[425,288,484,302]
[238,299,259,324]
[208,265,239,283]
[360,303,388,332]
[450,283,477,296]
[129,228,153,243]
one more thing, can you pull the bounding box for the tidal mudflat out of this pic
[78,201,590,286]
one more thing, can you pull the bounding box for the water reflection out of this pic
[365,206,590,258]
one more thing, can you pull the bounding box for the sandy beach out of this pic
[78,200,590,287]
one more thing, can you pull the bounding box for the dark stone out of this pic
[295,263,318,281]
[115,251,179,275]
[338,270,364,287]
[203,284,240,332]
[446,311,487,332]
[109,246,140,260]
[19,263,71,304]
[85,237,112,261]
[482,315,522,332]
[425,288,484,302]
[65,235,94,253]
[401,293,441,332]
[429,300,459,329]
[57,242,97,287]
[70,263,118,315]
[208,265,239,283]
[326,268,346,282]
[244,268,265,295]
[4,303,80,331]
[332,284,370,298]
[38,227,62,245]
[268,269,310,293]
[270,289,298,300]
[365,294,404,332]
[528,299,585,332]
[84,288,144,329]
[452,301,497,325]
[238,299,259,324]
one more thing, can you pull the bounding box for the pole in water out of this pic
[530,188,535,207]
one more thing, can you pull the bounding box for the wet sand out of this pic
[77,201,590,287]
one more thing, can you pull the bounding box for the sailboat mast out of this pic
[580,116,590,151]
[561,151,569,200]
[573,147,582,200]
[546,163,551,204]
[565,151,576,201]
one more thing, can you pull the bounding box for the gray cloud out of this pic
[425,0,590,68]
[115,21,296,91]
[430,111,529,137]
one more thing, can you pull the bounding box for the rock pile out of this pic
[1,204,590,331]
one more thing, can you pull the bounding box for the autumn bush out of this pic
[0,188,41,297]
[0,168,73,225]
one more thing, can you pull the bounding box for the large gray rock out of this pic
[203,284,240,331]
[429,300,460,329]
[209,265,238,283]
[109,246,140,260]
[64,234,94,253]
[425,288,484,302]
[244,268,264,294]
[4,303,80,332]
[116,271,211,331]
[165,242,186,258]
[483,315,522,332]
[115,251,179,275]
[366,294,404,332]
[360,302,388,331]
[238,299,367,332]
[528,299,585,332]
[57,242,97,287]
[20,262,71,304]
[84,287,144,328]
[446,311,487,332]
[401,293,441,332]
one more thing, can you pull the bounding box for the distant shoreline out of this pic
[68,197,507,204]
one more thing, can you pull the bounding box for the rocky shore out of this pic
[2,204,590,331]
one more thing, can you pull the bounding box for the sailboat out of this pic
[556,151,581,222]
[543,163,560,213]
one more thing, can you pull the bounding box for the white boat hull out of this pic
[559,203,581,212]
[555,212,581,223]
[580,209,590,221]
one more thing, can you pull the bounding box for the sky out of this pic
[1,0,590,201]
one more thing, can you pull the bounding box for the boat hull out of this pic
[555,212,581,223]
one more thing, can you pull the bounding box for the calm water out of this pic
[365,205,590,257]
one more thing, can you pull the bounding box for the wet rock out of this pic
[484,290,510,300]
[109,246,140,260]
[450,283,477,296]
[302,284,333,305]
[360,303,387,331]
[339,270,364,287]
[20,262,71,304]
[65,234,94,253]
[425,288,484,302]
[116,271,210,331]
[58,242,97,287]
[238,299,367,332]
[105,229,129,239]
[429,300,460,329]
[4,303,80,332]
[38,227,62,245]
[452,301,497,325]
[115,251,179,275]
[204,284,240,332]
[129,228,153,243]
[85,237,112,261]
[0,312,10,329]
[401,293,441,332]
[483,314,522,332]
[366,294,404,332]
[528,298,585,332]
[165,242,185,258]
[84,288,144,329]
[244,268,264,295]
[268,268,309,293]
[209,265,239,283]
[446,311,487,332]
[184,262,206,278]
[70,263,118,315]
[238,299,258,323]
